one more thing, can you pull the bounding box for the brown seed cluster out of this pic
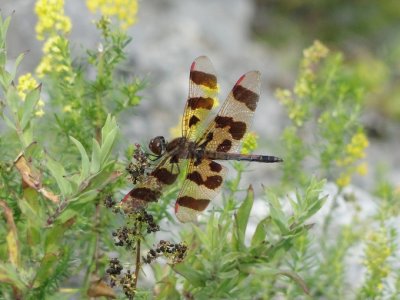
[106,258,136,299]
[126,143,150,184]
[104,195,116,208]
[135,208,160,234]
[143,240,188,264]
[111,209,160,250]
[112,226,135,249]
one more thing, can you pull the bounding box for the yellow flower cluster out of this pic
[275,88,306,126]
[294,40,329,98]
[35,0,71,40]
[36,36,74,82]
[276,41,328,127]
[17,73,38,99]
[241,132,258,155]
[86,0,138,30]
[17,73,45,117]
[336,132,369,187]
[363,229,392,288]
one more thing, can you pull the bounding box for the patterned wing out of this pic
[198,71,261,153]
[122,156,181,210]
[175,158,227,223]
[182,56,219,141]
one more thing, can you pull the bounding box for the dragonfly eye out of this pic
[149,136,166,156]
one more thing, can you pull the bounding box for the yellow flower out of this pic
[346,132,369,160]
[336,173,351,188]
[302,40,329,66]
[35,0,71,40]
[17,73,39,100]
[241,132,258,155]
[86,0,138,30]
[35,109,45,117]
[63,105,73,112]
[17,73,45,117]
[364,229,392,282]
[356,162,368,176]
[36,36,74,81]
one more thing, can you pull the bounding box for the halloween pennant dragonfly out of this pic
[122,56,282,223]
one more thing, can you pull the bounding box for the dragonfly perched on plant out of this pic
[122,56,282,222]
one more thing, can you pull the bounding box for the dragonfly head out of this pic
[149,136,166,156]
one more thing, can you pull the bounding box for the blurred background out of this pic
[2,0,400,188]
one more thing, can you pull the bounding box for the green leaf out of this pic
[46,157,72,196]
[90,139,101,173]
[3,114,16,130]
[100,127,117,165]
[6,84,20,115]
[217,269,239,279]
[251,218,268,247]
[234,186,254,249]
[70,136,90,181]
[101,114,113,139]
[10,53,25,82]
[18,197,41,226]
[0,263,26,290]
[20,83,41,130]
[33,253,58,288]
[173,264,205,288]
[45,224,67,254]
[267,193,289,234]
[193,224,209,246]
[68,189,97,204]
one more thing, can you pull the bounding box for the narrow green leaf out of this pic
[173,264,205,288]
[217,269,239,279]
[81,160,115,192]
[100,127,117,165]
[0,264,26,290]
[251,218,267,247]
[70,136,90,181]
[192,225,209,246]
[101,114,113,139]
[6,84,20,115]
[90,139,101,173]
[20,84,41,130]
[277,270,309,295]
[46,157,72,196]
[10,53,25,81]
[33,253,58,288]
[55,207,79,224]
[68,189,97,204]
[235,186,254,247]
[3,114,16,130]
[18,197,41,225]
[268,193,289,234]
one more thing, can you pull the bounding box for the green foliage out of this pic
[0,12,134,299]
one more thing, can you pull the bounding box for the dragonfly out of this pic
[122,56,282,223]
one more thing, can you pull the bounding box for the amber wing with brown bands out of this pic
[175,158,227,223]
[182,56,220,141]
[198,71,261,153]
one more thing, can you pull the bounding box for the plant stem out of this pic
[133,222,142,294]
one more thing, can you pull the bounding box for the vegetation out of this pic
[0,1,399,299]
